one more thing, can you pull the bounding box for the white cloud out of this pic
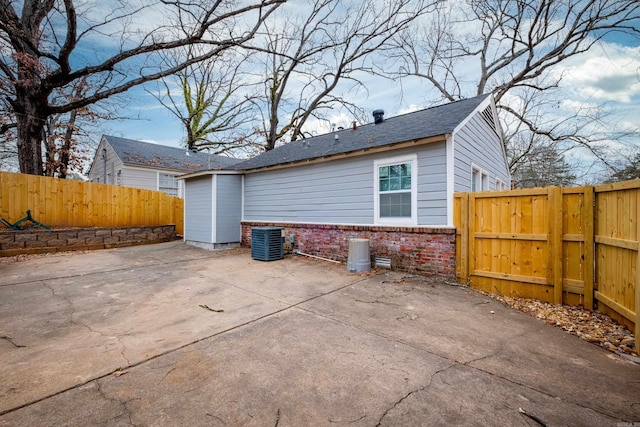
[559,43,640,103]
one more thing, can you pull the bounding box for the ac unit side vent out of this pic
[251,227,284,261]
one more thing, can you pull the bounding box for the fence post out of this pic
[468,193,476,287]
[457,193,470,284]
[583,187,594,310]
[548,187,563,305]
[636,189,640,355]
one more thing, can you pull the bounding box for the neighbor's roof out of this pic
[102,135,241,172]
[231,94,491,171]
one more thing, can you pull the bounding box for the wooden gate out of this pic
[455,181,639,341]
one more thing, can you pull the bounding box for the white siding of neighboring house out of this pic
[243,143,449,227]
[87,139,124,185]
[452,100,511,193]
[87,138,184,197]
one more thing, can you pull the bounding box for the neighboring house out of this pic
[87,135,240,198]
[180,94,510,276]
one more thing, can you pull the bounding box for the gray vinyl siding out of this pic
[184,176,213,243]
[120,167,158,191]
[243,144,448,226]
[215,175,242,243]
[453,111,510,192]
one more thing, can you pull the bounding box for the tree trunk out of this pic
[16,105,45,175]
[58,109,78,179]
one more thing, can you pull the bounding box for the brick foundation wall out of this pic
[241,222,456,277]
[0,225,177,257]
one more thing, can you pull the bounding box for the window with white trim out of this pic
[374,155,417,225]
[471,165,488,192]
[496,178,507,191]
[159,173,179,196]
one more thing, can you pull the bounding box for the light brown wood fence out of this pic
[455,180,639,343]
[0,171,183,235]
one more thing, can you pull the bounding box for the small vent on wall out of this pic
[480,105,497,134]
[375,257,391,268]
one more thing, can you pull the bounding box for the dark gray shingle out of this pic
[103,135,241,172]
[232,94,490,171]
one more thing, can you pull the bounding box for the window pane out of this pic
[379,162,411,193]
[380,192,411,217]
[159,174,178,196]
[378,161,413,220]
[401,176,411,190]
[390,177,401,191]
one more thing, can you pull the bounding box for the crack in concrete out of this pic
[0,273,373,418]
[375,364,456,427]
[0,335,25,348]
[95,379,138,426]
[300,303,632,424]
[41,282,132,367]
[158,366,177,385]
[274,408,281,427]
[205,412,227,425]
[354,298,402,306]
[329,414,366,423]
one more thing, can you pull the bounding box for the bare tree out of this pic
[0,94,17,170]
[251,0,437,151]
[602,149,640,183]
[153,48,261,155]
[42,78,130,178]
[0,0,284,175]
[509,133,577,188]
[390,0,640,178]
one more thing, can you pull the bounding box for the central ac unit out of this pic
[251,227,284,261]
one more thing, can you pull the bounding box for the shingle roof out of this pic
[103,135,241,172]
[232,94,490,171]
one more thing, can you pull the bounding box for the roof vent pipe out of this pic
[373,109,384,124]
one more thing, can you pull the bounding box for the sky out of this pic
[102,20,640,173]
[3,0,638,178]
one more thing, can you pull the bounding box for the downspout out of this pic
[102,148,107,183]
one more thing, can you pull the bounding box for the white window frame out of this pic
[471,164,489,192]
[158,172,180,197]
[496,178,507,191]
[374,154,418,226]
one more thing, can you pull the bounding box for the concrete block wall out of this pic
[0,225,177,257]
[241,222,456,277]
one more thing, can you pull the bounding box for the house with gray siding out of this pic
[87,135,240,198]
[180,94,510,276]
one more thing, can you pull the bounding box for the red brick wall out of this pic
[241,222,456,277]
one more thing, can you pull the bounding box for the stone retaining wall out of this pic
[241,222,456,277]
[0,225,177,257]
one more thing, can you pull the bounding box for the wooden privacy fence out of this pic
[455,180,639,342]
[0,171,183,235]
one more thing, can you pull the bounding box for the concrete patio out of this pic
[0,242,638,426]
